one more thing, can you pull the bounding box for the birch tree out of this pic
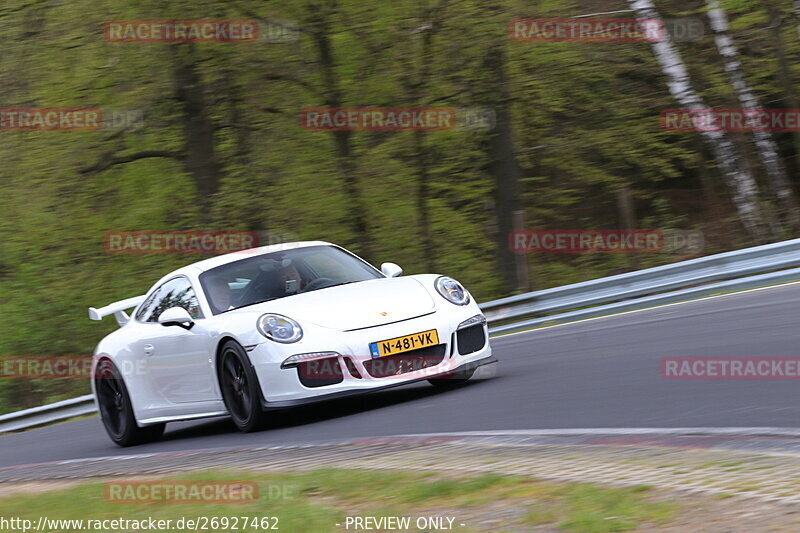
[626,0,772,242]
[707,0,800,232]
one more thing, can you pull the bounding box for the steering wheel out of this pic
[300,277,334,293]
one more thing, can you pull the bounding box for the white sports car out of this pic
[89,241,496,446]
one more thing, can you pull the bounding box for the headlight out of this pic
[257,313,303,343]
[434,276,470,306]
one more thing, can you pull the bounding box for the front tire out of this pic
[218,340,268,432]
[95,359,165,447]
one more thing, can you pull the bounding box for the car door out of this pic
[134,276,218,404]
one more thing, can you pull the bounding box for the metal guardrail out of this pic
[480,237,800,335]
[0,395,95,433]
[4,238,800,434]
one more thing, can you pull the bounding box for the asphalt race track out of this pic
[2,283,800,468]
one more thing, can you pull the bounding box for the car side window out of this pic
[137,277,202,323]
[134,287,162,322]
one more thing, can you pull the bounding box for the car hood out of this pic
[245,277,437,331]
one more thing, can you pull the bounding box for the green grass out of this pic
[553,485,676,533]
[0,468,679,532]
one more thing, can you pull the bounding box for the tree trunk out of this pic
[409,20,437,272]
[172,45,222,221]
[413,130,435,271]
[626,0,772,242]
[707,0,800,232]
[795,1,800,38]
[483,42,523,293]
[616,187,639,269]
[309,9,373,259]
[512,210,530,291]
[765,1,800,182]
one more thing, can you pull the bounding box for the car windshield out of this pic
[199,245,383,315]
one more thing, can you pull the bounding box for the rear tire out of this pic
[95,359,165,447]
[218,340,268,432]
[428,366,475,388]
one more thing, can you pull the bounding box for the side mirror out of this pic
[381,262,403,278]
[158,307,194,330]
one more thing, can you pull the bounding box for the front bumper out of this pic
[259,355,497,409]
[247,307,494,408]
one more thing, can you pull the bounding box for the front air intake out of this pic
[296,357,344,387]
[363,345,446,378]
[456,324,486,355]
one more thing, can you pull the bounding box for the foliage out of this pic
[0,0,798,411]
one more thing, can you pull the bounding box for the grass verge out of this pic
[0,468,678,532]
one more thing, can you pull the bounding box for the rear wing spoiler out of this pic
[88,295,146,326]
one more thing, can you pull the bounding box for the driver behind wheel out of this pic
[207,277,233,312]
[277,263,308,294]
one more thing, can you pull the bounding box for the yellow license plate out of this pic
[370,329,439,358]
